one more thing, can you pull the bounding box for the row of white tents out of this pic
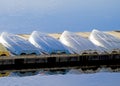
[0,31,70,55]
[0,29,120,55]
[60,30,120,54]
[0,29,119,77]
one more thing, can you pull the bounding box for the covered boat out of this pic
[59,31,101,54]
[0,32,41,55]
[89,29,120,54]
[29,31,70,54]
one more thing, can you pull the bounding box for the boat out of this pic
[59,31,102,54]
[89,29,120,54]
[0,32,41,55]
[29,31,70,54]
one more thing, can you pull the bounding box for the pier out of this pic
[0,54,119,72]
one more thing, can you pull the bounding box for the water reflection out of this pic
[0,67,119,77]
[0,72,10,77]
[39,69,69,75]
[10,71,39,77]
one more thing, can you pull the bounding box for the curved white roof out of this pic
[59,31,101,54]
[29,31,70,54]
[0,32,41,55]
[89,29,120,53]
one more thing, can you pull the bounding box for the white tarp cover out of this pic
[29,31,70,54]
[89,29,120,53]
[0,32,41,55]
[59,31,101,54]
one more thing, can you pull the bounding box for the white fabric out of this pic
[89,29,120,53]
[59,31,101,54]
[29,31,70,54]
[0,32,40,55]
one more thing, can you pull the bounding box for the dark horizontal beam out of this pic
[0,54,119,71]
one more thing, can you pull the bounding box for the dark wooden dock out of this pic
[0,53,119,72]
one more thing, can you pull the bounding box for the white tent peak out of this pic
[31,31,48,37]
[60,30,86,39]
[60,30,101,54]
[29,31,70,54]
[89,29,120,54]
[0,32,41,55]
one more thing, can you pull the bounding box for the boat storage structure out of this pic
[59,31,101,54]
[29,31,70,54]
[0,32,41,55]
[89,29,120,54]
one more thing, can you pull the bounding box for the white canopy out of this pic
[29,31,70,54]
[59,31,101,54]
[0,32,41,55]
[89,29,120,53]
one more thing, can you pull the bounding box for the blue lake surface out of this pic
[0,70,119,86]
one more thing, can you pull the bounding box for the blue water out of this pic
[0,72,119,86]
[0,68,119,86]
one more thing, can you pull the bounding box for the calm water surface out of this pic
[0,69,119,86]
